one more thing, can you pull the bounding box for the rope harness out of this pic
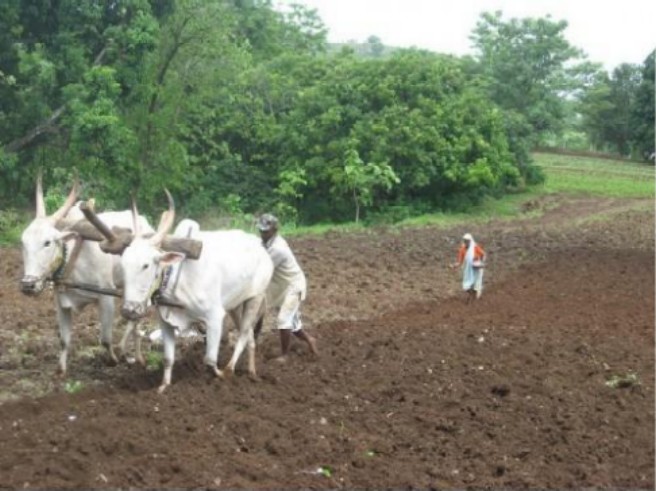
[151,265,176,306]
[51,241,68,281]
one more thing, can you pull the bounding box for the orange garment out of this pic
[457,243,485,265]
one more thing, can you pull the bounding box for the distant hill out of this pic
[327,37,402,58]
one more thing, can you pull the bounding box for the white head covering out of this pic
[463,233,477,264]
[257,213,279,232]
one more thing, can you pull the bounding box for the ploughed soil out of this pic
[0,194,653,489]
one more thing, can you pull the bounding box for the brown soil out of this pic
[0,195,653,489]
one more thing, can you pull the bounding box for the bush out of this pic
[0,209,26,245]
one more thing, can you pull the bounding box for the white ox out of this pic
[20,177,153,374]
[144,219,267,347]
[114,195,273,393]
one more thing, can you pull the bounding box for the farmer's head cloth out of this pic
[257,213,279,232]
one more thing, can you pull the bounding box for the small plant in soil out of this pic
[64,380,84,394]
[145,350,164,372]
[605,372,639,389]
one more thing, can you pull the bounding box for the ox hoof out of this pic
[248,373,260,383]
[103,344,119,365]
[157,384,169,394]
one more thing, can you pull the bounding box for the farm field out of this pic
[0,192,654,488]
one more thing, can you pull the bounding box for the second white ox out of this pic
[20,177,154,374]
[115,195,273,392]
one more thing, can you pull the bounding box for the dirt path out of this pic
[0,195,653,489]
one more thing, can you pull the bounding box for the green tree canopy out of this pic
[470,11,596,144]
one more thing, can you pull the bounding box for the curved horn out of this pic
[131,195,141,238]
[149,189,175,246]
[80,200,116,241]
[36,170,46,218]
[50,176,80,222]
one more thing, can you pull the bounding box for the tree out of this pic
[470,11,592,143]
[630,51,655,160]
[0,0,164,207]
[579,63,642,155]
[366,35,385,58]
[332,146,400,223]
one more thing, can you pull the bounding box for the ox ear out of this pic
[157,251,186,267]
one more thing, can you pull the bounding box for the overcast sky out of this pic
[275,0,655,70]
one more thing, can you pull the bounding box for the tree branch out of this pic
[3,47,108,154]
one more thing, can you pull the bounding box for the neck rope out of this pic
[149,265,173,304]
[51,242,68,281]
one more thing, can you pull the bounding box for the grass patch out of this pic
[145,350,164,372]
[281,221,369,237]
[394,191,545,229]
[533,152,655,198]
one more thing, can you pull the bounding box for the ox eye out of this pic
[44,240,52,247]
[142,264,149,271]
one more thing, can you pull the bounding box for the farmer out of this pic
[451,233,486,303]
[257,213,318,362]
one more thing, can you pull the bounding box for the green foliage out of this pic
[145,350,164,372]
[64,379,84,394]
[1,0,641,228]
[630,51,655,161]
[578,63,642,156]
[471,11,595,146]
[274,167,307,223]
[331,146,400,222]
[0,209,25,245]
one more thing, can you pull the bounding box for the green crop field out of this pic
[533,152,655,198]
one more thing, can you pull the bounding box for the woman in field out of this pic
[451,233,486,303]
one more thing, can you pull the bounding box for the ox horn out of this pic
[131,194,142,238]
[35,170,46,218]
[149,189,175,246]
[50,176,80,223]
[80,200,117,242]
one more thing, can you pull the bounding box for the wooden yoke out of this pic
[56,202,203,260]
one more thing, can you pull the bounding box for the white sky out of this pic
[275,0,655,70]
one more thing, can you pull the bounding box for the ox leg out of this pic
[117,318,133,361]
[159,322,176,393]
[118,320,145,366]
[134,321,145,366]
[55,304,73,376]
[225,294,264,380]
[204,309,226,379]
[254,314,265,340]
[98,296,118,365]
[227,307,242,348]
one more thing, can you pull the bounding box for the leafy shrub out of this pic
[0,209,25,245]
